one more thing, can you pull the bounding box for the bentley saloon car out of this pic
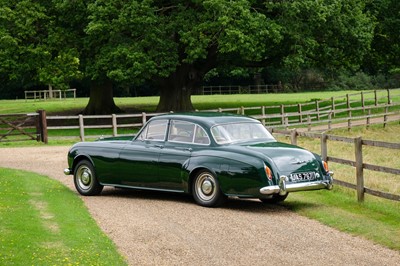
[64,112,333,207]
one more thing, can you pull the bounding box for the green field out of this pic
[0,90,381,115]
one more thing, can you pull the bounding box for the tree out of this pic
[85,0,374,112]
[364,0,400,74]
[84,0,277,112]
[0,0,81,96]
[1,0,375,113]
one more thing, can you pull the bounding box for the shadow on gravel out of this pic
[98,187,288,213]
[100,187,194,204]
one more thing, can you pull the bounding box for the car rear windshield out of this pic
[211,122,275,144]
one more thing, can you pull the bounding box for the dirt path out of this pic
[1,146,399,265]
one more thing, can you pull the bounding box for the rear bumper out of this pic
[260,172,333,195]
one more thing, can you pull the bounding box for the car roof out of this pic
[151,112,258,128]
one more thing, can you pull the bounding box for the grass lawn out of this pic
[0,90,375,115]
[0,168,127,265]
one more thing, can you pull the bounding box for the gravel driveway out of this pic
[1,146,399,265]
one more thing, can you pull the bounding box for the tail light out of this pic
[265,165,272,180]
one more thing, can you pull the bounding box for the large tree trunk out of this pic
[156,64,198,112]
[83,80,122,115]
[156,46,218,112]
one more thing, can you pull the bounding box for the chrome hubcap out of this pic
[82,171,90,185]
[195,173,216,202]
[77,166,92,190]
[201,179,213,195]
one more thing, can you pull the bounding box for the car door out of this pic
[117,119,168,188]
[158,120,211,191]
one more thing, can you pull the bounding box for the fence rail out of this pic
[45,102,400,142]
[24,88,76,101]
[199,85,283,95]
[271,129,400,202]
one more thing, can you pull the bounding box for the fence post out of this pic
[361,91,365,112]
[321,133,328,162]
[298,103,302,123]
[285,114,289,130]
[374,90,378,106]
[280,105,285,125]
[141,112,147,125]
[328,112,332,130]
[79,114,85,142]
[315,100,320,120]
[366,109,371,129]
[354,137,364,202]
[331,97,335,118]
[261,106,266,126]
[36,110,48,144]
[307,114,311,131]
[112,114,117,136]
[348,110,352,131]
[384,106,388,128]
[387,89,391,104]
[290,129,297,145]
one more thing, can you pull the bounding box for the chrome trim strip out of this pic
[260,175,333,195]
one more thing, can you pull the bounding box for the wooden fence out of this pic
[45,101,400,142]
[24,88,76,101]
[271,129,400,202]
[200,84,283,95]
[0,110,47,143]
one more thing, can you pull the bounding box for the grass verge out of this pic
[0,168,127,265]
[284,186,400,250]
[277,122,400,251]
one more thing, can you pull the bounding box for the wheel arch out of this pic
[72,154,95,175]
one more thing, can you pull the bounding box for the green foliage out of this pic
[266,0,374,71]
[365,0,400,74]
[330,71,375,91]
[0,0,81,90]
[0,168,127,265]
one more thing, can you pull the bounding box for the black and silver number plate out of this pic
[289,172,316,182]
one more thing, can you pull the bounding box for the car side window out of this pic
[193,125,210,145]
[138,119,168,141]
[168,120,210,145]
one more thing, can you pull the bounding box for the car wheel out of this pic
[192,171,226,207]
[74,160,103,196]
[260,193,288,204]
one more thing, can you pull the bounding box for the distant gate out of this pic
[0,110,47,143]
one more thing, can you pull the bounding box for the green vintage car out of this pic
[64,112,333,207]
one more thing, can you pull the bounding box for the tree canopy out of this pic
[0,0,396,113]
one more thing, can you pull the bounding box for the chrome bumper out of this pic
[260,173,333,195]
[64,168,72,175]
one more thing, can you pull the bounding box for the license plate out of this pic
[289,172,316,182]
